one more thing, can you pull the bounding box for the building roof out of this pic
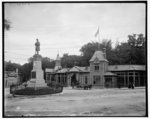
[54,66,62,71]
[69,66,80,72]
[5,77,18,81]
[108,65,145,71]
[104,72,117,76]
[77,66,90,72]
[69,66,90,73]
[45,68,54,73]
[57,68,70,73]
[5,71,18,77]
[45,64,145,73]
[54,53,61,71]
[89,51,108,62]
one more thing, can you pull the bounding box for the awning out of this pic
[104,72,117,76]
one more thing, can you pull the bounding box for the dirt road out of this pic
[4,87,146,117]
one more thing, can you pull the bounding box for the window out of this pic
[117,72,125,76]
[135,72,139,76]
[31,71,36,78]
[94,65,99,71]
[129,72,133,75]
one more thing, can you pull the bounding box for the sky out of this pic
[4,3,146,65]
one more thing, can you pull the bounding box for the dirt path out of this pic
[4,87,146,116]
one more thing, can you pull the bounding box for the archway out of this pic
[105,77,112,88]
[71,73,77,86]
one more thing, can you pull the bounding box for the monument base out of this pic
[27,53,47,89]
[27,78,47,89]
[27,78,36,87]
[35,78,47,87]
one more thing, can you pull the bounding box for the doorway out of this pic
[129,76,133,84]
[105,77,112,88]
[71,73,77,86]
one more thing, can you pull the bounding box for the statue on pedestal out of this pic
[35,38,40,55]
[9,38,63,95]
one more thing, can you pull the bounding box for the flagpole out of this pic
[98,28,100,43]
[98,26,100,50]
[95,26,100,50]
[95,26,100,42]
[95,26,98,42]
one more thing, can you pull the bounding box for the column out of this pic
[45,73,47,83]
[127,72,129,86]
[133,71,135,87]
[59,74,61,83]
[67,74,70,86]
[124,72,126,87]
[65,74,67,86]
[138,72,140,87]
[144,73,145,86]
[62,73,65,85]
[55,75,57,83]
[49,75,51,83]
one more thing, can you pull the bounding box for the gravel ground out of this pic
[4,87,146,117]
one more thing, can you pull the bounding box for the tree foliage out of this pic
[20,62,33,82]
[61,54,83,67]
[4,61,21,71]
[4,19,11,30]
[80,34,145,65]
[127,34,146,64]
[80,40,113,65]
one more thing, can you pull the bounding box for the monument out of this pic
[10,38,63,95]
[27,39,47,89]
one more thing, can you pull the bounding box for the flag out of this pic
[95,27,99,37]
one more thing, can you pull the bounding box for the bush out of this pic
[47,81,63,88]
[12,86,63,95]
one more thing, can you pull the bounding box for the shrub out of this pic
[47,81,63,88]
[12,86,63,95]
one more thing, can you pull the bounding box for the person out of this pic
[35,39,40,54]
[132,83,135,89]
[72,82,74,89]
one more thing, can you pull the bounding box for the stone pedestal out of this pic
[27,54,47,89]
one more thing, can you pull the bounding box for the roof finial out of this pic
[103,48,106,58]
[56,51,60,61]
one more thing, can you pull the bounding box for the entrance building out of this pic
[45,50,146,88]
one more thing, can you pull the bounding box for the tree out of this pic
[4,19,11,30]
[20,62,33,82]
[61,54,83,67]
[80,42,101,65]
[128,34,145,47]
[5,61,21,71]
[113,42,131,64]
[127,34,146,64]
[112,34,146,65]
[80,40,113,65]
